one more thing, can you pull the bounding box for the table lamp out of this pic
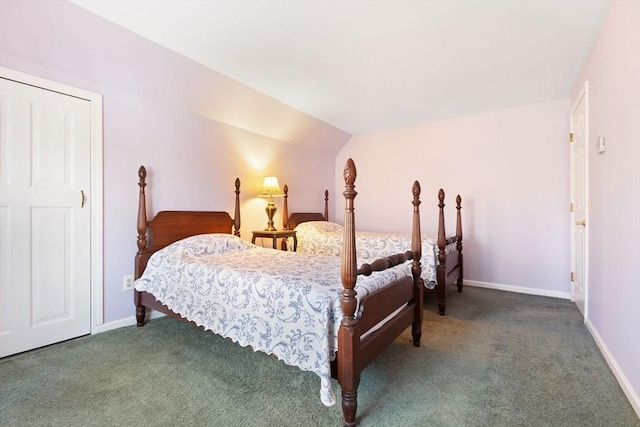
[257,176,283,231]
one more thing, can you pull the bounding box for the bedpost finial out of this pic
[456,194,462,207]
[324,189,329,199]
[344,158,356,185]
[283,184,288,196]
[138,166,147,181]
[412,181,421,197]
[235,178,241,191]
[438,188,445,202]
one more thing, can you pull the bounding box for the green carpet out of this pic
[1,287,638,426]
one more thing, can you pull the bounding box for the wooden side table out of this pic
[251,230,297,251]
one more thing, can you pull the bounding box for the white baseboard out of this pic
[585,318,640,419]
[94,310,166,334]
[463,279,571,300]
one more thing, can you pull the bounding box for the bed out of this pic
[282,185,463,316]
[133,159,424,426]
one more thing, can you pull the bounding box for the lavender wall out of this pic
[0,0,350,323]
[573,0,640,413]
[337,99,570,295]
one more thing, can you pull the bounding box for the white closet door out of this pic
[0,77,91,357]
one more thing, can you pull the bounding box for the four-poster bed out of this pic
[282,185,463,315]
[133,159,424,426]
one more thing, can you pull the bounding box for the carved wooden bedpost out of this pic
[339,158,359,427]
[280,185,290,250]
[282,184,289,230]
[324,189,329,221]
[411,181,424,346]
[234,178,241,237]
[135,166,149,326]
[455,194,463,292]
[436,189,447,315]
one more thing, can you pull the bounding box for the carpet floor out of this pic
[1,286,638,426]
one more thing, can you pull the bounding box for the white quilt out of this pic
[134,233,412,406]
[294,221,456,289]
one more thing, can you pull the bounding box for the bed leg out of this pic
[436,268,447,316]
[342,390,358,427]
[436,282,446,316]
[338,323,361,426]
[412,321,422,347]
[136,305,146,327]
[456,253,464,293]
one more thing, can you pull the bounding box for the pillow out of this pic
[170,233,254,256]
[295,221,343,234]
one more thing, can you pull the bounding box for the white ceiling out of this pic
[70,0,610,135]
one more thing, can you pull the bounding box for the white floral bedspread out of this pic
[294,221,456,289]
[134,233,412,406]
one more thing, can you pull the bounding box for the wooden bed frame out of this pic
[282,184,330,230]
[283,185,463,316]
[434,189,464,315]
[133,159,424,426]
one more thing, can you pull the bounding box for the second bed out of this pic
[282,185,463,316]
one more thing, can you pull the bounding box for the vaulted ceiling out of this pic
[70,0,610,135]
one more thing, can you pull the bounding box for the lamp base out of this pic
[264,200,278,231]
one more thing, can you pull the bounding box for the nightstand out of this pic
[251,230,297,251]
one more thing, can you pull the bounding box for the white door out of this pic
[570,83,588,317]
[0,77,92,357]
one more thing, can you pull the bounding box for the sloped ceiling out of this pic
[70,0,610,135]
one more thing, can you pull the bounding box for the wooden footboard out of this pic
[336,159,423,426]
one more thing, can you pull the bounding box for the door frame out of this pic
[1,66,104,333]
[570,81,589,319]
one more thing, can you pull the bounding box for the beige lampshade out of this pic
[257,176,283,198]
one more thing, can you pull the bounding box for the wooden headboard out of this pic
[282,184,329,230]
[134,166,241,279]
